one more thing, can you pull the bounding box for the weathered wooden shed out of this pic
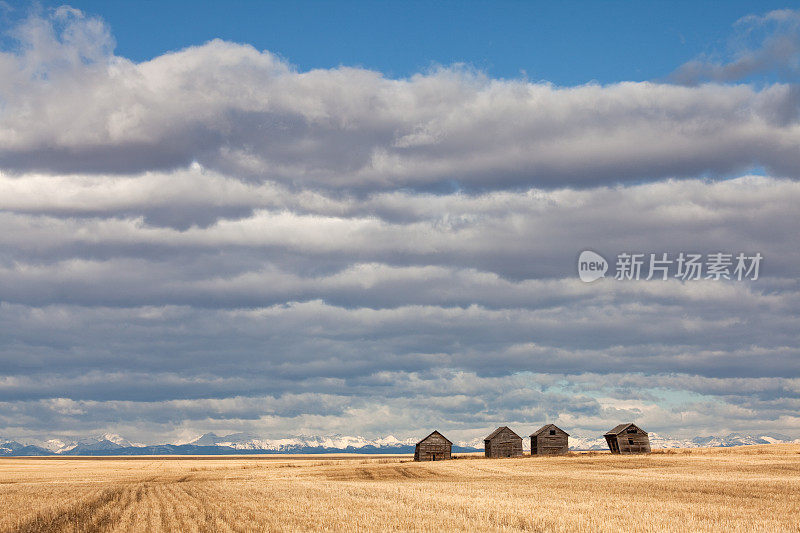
[604,423,651,454]
[414,430,452,461]
[530,424,569,455]
[484,426,523,458]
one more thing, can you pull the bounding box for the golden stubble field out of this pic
[1,445,799,533]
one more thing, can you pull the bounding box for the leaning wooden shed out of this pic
[484,426,523,458]
[414,430,452,461]
[530,424,569,455]
[604,423,651,454]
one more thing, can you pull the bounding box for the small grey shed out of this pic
[530,424,569,455]
[414,430,452,461]
[604,423,651,454]
[484,426,523,458]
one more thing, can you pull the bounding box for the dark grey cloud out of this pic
[0,8,799,444]
[1,174,798,281]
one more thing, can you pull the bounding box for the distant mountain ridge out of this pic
[566,432,800,451]
[182,432,421,451]
[1,432,798,456]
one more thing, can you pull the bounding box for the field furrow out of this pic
[2,446,800,532]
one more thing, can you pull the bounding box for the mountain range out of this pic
[1,432,797,456]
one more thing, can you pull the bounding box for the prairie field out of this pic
[1,445,799,533]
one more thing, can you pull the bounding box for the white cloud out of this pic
[671,9,800,84]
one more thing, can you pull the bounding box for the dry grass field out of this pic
[1,445,799,532]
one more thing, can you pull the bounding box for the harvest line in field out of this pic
[2,444,799,532]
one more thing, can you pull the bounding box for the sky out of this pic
[5,0,800,84]
[0,1,798,444]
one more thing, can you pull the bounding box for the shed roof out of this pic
[530,424,569,437]
[416,430,452,446]
[485,426,521,441]
[604,423,646,436]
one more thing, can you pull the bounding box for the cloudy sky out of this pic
[0,2,799,444]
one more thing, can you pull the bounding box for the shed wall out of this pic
[414,433,452,461]
[485,428,523,458]
[531,433,569,455]
[605,430,650,454]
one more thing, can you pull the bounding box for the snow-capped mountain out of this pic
[0,440,52,456]
[0,432,797,456]
[185,432,800,452]
[0,440,24,454]
[6,434,145,455]
[40,439,74,453]
[567,432,800,451]
[456,437,484,449]
[185,432,419,452]
[687,433,797,448]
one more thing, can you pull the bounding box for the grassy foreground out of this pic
[1,445,799,532]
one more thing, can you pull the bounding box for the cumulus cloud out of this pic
[0,7,798,443]
[1,10,800,189]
